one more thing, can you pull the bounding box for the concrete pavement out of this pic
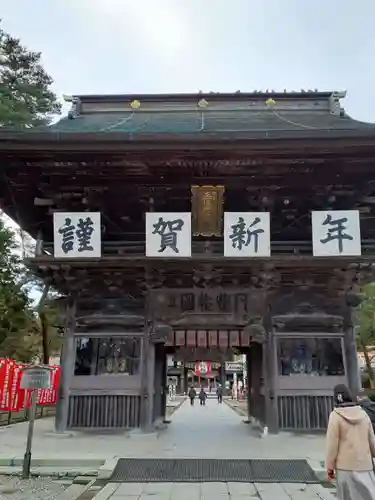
[0,396,326,464]
[92,400,333,500]
[95,482,335,500]
[0,396,333,499]
[143,397,325,463]
[0,397,185,464]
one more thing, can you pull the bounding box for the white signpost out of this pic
[167,376,177,401]
[146,212,191,257]
[20,366,52,479]
[225,361,243,373]
[53,212,101,258]
[311,210,361,257]
[224,212,271,257]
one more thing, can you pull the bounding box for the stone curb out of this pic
[55,484,87,500]
[92,483,119,500]
[167,398,186,417]
[224,399,247,417]
[312,466,334,486]
[97,458,120,480]
[0,457,104,468]
[0,465,100,478]
[155,398,187,430]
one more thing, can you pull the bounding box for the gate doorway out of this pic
[154,330,265,426]
[149,288,267,429]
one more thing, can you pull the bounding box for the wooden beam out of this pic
[25,254,375,267]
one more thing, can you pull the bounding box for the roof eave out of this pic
[1,127,375,148]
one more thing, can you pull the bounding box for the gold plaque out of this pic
[191,185,225,237]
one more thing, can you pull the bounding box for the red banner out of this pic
[0,359,60,411]
[11,363,25,412]
[37,366,60,406]
[0,359,8,410]
[0,359,16,411]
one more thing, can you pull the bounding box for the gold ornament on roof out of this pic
[130,99,141,109]
[265,97,276,106]
[197,98,208,108]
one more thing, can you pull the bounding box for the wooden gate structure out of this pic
[1,90,375,433]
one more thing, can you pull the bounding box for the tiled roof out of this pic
[3,92,375,141]
[46,109,375,135]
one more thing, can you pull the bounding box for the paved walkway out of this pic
[94,401,334,500]
[146,399,325,461]
[0,398,187,463]
[97,482,335,499]
[0,400,334,499]
[0,398,326,463]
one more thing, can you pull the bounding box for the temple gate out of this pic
[0,90,374,433]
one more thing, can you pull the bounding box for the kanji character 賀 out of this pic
[152,217,184,253]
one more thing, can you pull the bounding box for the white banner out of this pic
[224,212,271,257]
[311,210,361,256]
[146,212,191,257]
[53,212,101,258]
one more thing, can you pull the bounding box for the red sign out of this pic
[0,359,60,412]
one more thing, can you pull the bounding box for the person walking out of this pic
[188,386,196,406]
[325,384,375,500]
[216,384,223,404]
[199,388,207,406]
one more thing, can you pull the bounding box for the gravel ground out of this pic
[0,475,66,500]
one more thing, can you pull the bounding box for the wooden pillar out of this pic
[55,299,76,433]
[263,307,278,433]
[153,344,165,422]
[147,344,156,422]
[220,363,225,386]
[141,291,155,432]
[161,350,167,421]
[246,351,251,421]
[344,309,361,398]
[249,343,262,420]
[35,230,44,257]
[183,366,188,394]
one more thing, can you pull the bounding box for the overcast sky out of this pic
[1,0,374,122]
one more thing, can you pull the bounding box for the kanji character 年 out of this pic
[320,214,353,253]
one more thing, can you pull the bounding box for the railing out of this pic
[0,406,56,426]
[277,395,334,431]
[38,238,375,257]
[67,394,141,429]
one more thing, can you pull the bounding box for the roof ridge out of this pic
[65,90,346,105]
